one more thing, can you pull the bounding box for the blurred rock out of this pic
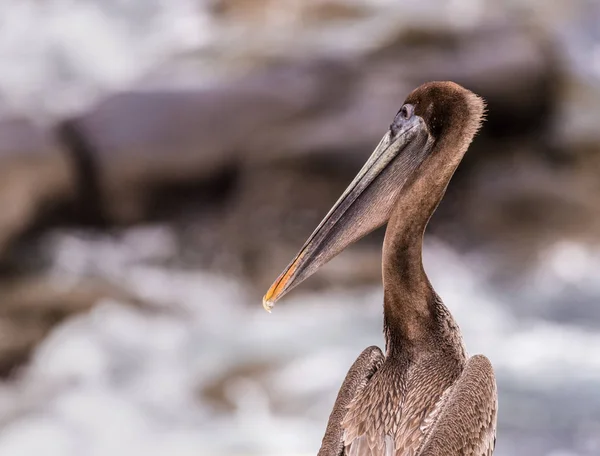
[0,275,133,377]
[55,64,327,223]
[210,0,370,23]
[0,118,75,256]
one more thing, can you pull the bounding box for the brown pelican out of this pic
[262,81,497,455]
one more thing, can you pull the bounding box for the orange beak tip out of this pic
[263,258,301,313]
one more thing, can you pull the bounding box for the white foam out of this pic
[0,227,598,455]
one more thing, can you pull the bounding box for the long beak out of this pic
[263,115,431,311]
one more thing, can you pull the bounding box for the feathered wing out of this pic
[341,359,459,456]
[318,346,385,456]
[317,351,496,456]
[417,355,498,456]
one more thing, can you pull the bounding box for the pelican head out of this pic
[263,81,485,312]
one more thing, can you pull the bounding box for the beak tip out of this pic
[264,258,300,313]
[262,296,274,313]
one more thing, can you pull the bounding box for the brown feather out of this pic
[313,82,497,456]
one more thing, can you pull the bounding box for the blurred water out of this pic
[1,0,599,120]
[0,227,598,455]
[0,0,210,118]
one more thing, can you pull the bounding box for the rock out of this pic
[0,275,134,377]
[0,118,75,256]
[57,22,555,231]
[211,0,370,23]
[55,60,331,223]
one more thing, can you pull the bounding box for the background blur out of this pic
[0,1,599,455]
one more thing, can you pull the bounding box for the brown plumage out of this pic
[263,81,498,456]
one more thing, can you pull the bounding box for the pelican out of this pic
[262,81,497,455]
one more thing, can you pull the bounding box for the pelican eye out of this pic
[399,104,414,120]
[390,104,414,137]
